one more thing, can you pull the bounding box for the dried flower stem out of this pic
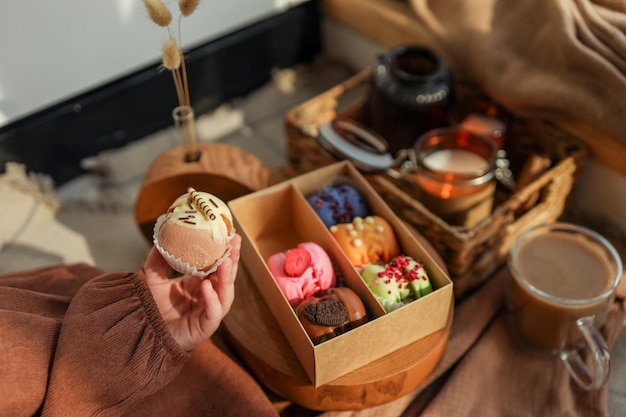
[179,0,199,17]
[144,0,172,27]
[180,51,190,107]
[144,0,200,159]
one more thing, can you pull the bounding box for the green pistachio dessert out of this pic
[360,254,432,312]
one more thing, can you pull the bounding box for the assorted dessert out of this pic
[267,242,338,308]
[308,177,434,311]
[265,176,437,344]
[154,187,235,276]
[296,287,368,344]
[329,215,400,267]
[267,242,368,344]
[307,182,371,227]
[361,255,433,312]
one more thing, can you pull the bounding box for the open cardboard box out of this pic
[228,161,453,386]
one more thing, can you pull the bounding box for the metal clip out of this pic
[495,150,515,190]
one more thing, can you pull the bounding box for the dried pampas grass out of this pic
[179,0,200,17]
[143,0,172,27]
[143,0,201,110]
[161,38,182,71]
[144,0,201,158]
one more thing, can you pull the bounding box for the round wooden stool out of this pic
[134,143,274,241]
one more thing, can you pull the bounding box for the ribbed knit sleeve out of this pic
[40,269,189,417]
[0,263,102,416]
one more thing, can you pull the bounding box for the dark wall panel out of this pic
[0,1,321,184]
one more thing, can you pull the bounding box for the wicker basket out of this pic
[284,69,587,298]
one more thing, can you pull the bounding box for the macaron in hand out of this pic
[154,187,235,276]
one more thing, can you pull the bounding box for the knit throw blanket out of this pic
[409,0,626,147]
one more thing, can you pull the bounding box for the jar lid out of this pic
[317,119,395,173]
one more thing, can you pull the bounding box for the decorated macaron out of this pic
[361,254,432,312]
[307,180,371,227]
[330,215,400,267]
[297,287,368,344]
[266,242,337,308]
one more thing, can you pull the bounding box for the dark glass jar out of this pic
[366,45,455,156]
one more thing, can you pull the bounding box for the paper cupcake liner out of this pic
[153,214,235,277]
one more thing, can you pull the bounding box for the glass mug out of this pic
[506,222,623,390]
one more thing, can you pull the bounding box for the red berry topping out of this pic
[284,248,312,277]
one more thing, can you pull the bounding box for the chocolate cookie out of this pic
[297,287,368,344]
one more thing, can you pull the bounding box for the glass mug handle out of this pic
[559,316,610,390]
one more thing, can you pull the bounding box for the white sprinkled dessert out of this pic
[329,215,400,267]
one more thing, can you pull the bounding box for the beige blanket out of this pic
[0,163,94,274]
[409,0,626,146]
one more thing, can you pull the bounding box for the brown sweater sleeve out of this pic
[0,263,104,416]
[40,269,190,417]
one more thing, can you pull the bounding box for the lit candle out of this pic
[413,128,497,227]
[421,149,489,199]
[423,149,489,174]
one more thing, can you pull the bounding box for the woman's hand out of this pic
[143,234,241,351]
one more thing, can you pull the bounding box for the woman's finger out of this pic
[200,278,223,336]
[144,246,169,282]
[227,234,242,282]
[211,258,235,314]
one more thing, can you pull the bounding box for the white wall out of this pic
[0,0,306,127]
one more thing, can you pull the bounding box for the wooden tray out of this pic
[222,232,452,411]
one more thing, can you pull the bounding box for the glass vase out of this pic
[172,105,200,162]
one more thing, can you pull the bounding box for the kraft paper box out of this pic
[228,161,453,387]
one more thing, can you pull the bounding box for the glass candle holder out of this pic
[413,128,498,227]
